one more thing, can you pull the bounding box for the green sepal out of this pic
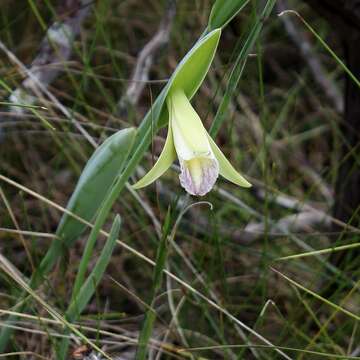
[207,134,251,188]
[132,124,176,189]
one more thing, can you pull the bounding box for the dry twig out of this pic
[116,0,176,116]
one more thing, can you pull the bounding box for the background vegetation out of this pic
[0,0,359,359]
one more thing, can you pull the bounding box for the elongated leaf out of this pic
[57,215,122,360]
[208,0,250,30]
[58,127,135,244]
[69,215,121,319]
[272,268,360,322]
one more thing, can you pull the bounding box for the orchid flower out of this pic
[132,28,250,196]
[133,89,251,196]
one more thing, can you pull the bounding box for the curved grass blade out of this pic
[0,102,47,109]
[271,267,360,322]
[278,10,360,89]
[210,0,276,137]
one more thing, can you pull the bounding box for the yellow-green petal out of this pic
[207,134,251,188]
[132,126,176,189]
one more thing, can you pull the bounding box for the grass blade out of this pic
[210,0,276,137]
[57,215,122,359]
[278,10,360,89]
[277,242,360,261]
[271,267,360,322]
[136,209,172,360]
[0,258,113,360]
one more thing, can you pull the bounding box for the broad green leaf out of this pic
[58,127,135,243]
[208,0,250,30]
[33,127,136,285]
[57,215,122,360]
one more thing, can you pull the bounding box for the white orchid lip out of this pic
[179,157,219,196]
[133,89,251,196]
[168,89,219,196]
